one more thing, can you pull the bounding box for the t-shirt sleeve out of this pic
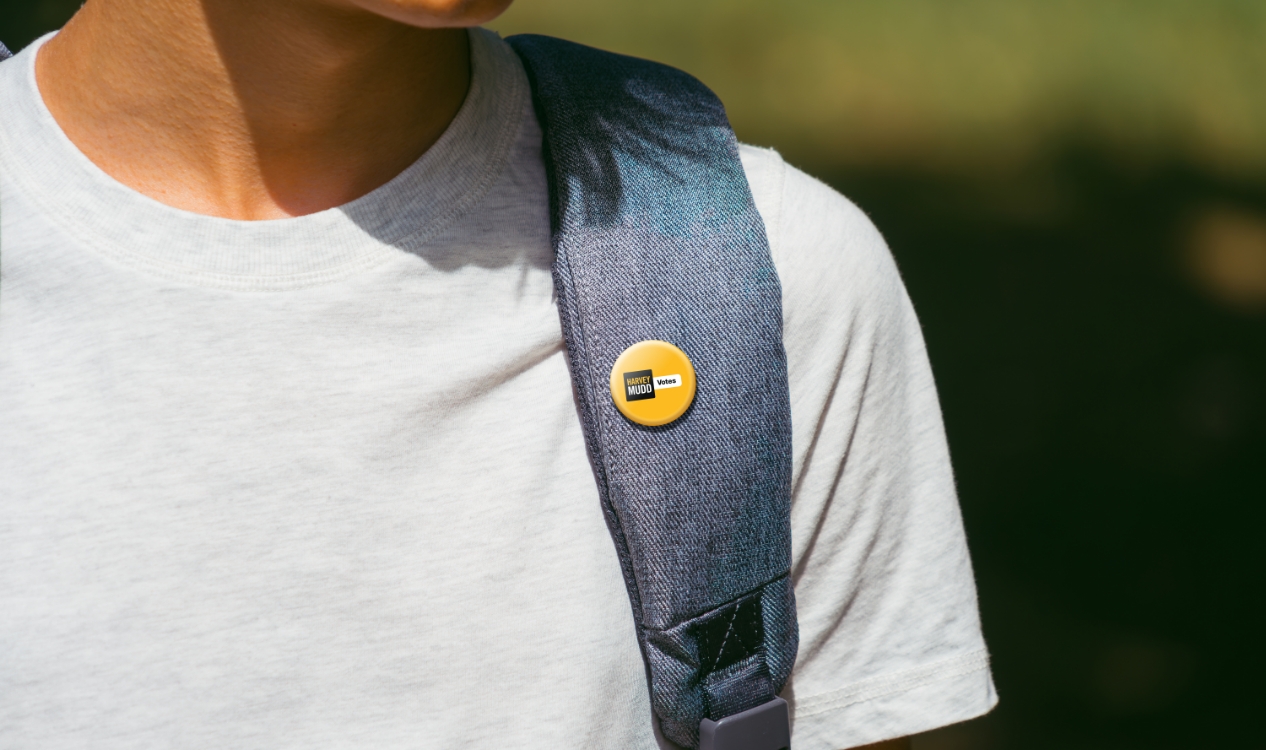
[739,145,998,749]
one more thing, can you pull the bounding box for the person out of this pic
[0,1,997,748]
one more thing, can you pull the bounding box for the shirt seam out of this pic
[387,47,529,256]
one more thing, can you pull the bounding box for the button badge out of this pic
[608,340,697,427]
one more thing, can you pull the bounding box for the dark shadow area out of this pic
[815,144,1264,749]
[0,0,79,52]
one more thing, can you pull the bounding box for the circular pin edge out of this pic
[608,340,697,428]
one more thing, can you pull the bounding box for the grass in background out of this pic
[492,0,1266,175]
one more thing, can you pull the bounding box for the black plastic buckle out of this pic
[699,697,790,750]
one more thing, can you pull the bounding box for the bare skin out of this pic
[35,1,918,746]
[37,0,510,219]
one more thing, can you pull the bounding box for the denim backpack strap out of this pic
[507,34,797,750]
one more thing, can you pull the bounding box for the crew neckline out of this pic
[0,28,528,292]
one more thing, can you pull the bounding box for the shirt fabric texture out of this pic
[0,28,997,750]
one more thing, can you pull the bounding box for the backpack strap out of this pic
[507,35,797,750]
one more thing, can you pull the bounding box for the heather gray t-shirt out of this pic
[0,29,996,750]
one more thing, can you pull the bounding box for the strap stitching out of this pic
[708,606,740,673]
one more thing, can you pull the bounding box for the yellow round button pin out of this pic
[609,340,697,427]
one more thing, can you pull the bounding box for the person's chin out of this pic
[349,0,516,28]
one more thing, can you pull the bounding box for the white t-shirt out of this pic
[0,28,996,750]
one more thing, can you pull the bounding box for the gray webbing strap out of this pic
[700,698,791,750]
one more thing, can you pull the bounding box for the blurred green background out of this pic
[3,1,1263,747]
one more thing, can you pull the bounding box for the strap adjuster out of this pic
[699,697,790,750]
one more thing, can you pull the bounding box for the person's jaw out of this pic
[324,0,515,28]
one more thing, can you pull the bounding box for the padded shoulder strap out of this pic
[507,35,797,749]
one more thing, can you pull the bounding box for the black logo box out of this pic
[623,369,656,401]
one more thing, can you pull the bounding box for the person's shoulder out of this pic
[738,144,908,332]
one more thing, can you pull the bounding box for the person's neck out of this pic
[37,0,471,220]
